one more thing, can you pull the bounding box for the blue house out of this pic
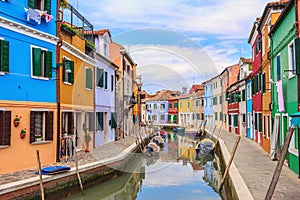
[246,78,253,139]
[0,0,58,173]
[203,80,214,129]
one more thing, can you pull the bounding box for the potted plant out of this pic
[35,132,42,142]
[14,115,21,127]
[20,128,26,139]
[60,0,69,9]
[60,23,77,36]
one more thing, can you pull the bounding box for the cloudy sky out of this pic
[68,0,270,93]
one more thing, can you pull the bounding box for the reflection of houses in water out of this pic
[79,157,145,200]
[203,153,222,190]
[177,135,195,163]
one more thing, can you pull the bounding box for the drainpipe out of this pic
[56,2,63,162]
[120,48,125,139]
[295,0,300,178]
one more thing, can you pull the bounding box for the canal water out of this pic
[63,132,223,200]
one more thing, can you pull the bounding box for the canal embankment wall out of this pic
[0,138,141,200]
[205,129,254,200]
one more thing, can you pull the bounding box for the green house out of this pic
[270,0,299,176]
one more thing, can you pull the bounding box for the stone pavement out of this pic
[0,136,136,186]
[207,127,300,200]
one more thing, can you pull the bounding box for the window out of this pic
[160,104,165,110]
[187,102,190,108]
[262,73,266,93]
[111,75,114,91]
[28,0,51,14]
[0,40,9,73]
[30,111,53,143]
[262,32,265,56]
[219,95,222,104]
[256,37,261,55]
[62,111,74,135]
[85,68,92,90]
[111,112,117,128]
[288,41,296,77]
[104,71,108,89]
[160,115,165,120]
[96,112,103,131]
[215,112,218,120]
[276,54,281,81]
[61,59,74,84]
[153,115,157,120]
[104,44,108,56]
[86,112,94,132]
[32,47,53,78]
[97,68,104,87]
[168,103,172,109]
[154,104,157,110]
[219,112,223,121]
[174,102,178,109]
[196,100,200,107]
[180,102,182,108]
[0,110,11,146]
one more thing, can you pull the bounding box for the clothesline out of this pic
[24,8,53,24]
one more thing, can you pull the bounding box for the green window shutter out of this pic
[98,69,104,87]
[262,73,266,93]
[168,115,171,121]
[45,51,52,78]
[234,115,238,126]
[111,112,117,129]
[295,38,300,74]
[1,40,9,72]
[104,71,108,89]
[96,68,101,87]
[111,75,114,91]
[44,0,51,14]
[32,48,41,76]
[174,115,177,121]
[100,112,104,131]
[69,61,74,84]
[86,68,92,89]
[28,0,34,8]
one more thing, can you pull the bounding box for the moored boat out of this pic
[195,138,214,155]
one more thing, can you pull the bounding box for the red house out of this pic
[248,17,263,145]
[168,98,178,123]
[227,81,241,135]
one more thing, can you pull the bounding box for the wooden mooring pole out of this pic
[36,149,45,200]
[265,127,294,200]
[213,121,223,150]
[218,135,241,192]
[72,140,84,194]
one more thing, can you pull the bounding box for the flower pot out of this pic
[36,138,42,142]
[20,133,26,139]
[14,121,20,127]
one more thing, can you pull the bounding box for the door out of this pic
[104,112,108,142]
[76,111,83,150]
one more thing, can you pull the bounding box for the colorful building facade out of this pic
[0,0,57,173]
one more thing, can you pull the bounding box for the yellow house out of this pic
[178,94,193,128]
[57,6,95,160]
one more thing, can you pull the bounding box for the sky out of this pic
[67,0,271,93]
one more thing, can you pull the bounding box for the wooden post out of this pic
[36,149,45,200]
[218,135,241,192]
[213,121,223,150]
[201,120,207,136]
[72,138,84,194]
[211,125,217,139]
[265,127,294,200]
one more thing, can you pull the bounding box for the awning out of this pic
[291,112,300,127]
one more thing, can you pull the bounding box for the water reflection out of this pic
[64,132,222,200]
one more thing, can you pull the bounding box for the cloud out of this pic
[69,0,269,38]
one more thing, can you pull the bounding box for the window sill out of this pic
[63,82,72,85]
[31,140,52,145]
[288,74,296,79]
[32,76,50,80]
[0,145,9,149]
